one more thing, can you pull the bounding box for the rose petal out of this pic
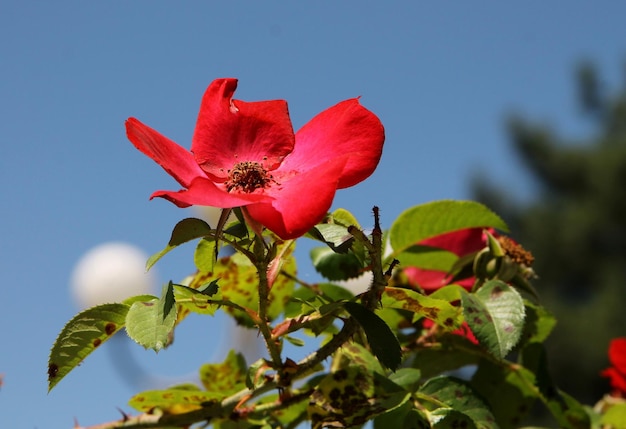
[151,177,273,208]
[246,157,347,239]
[126,118,205,188]
[608,338,626,372]
[404,266,473,292]
[283,98,384,189]
[420,228,486,257]
[602,367,626,394]
[191,78,295,178]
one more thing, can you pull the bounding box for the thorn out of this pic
[116,407,130,422]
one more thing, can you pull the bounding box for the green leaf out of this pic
[194,238,217,272]
[199,350,247,395]
[374,401,431,429]
[336,342,385,375]
[411,335,482,379]
[388,368,422,392]
[382,286,463,329]
[470,358,538,428]
[331,207,361,229]
[600,402,626,427]
[125,285,177,352]
[310,246,363,281]
[344,301,402,371]
[389,200,508,257]
[430,409,477,429]
[393,246,459,272]
[519,301,557,346]
[419,376,498,429]
[128,386,222,414]
[48,303,129,391]
[146,218,212,270]
[461,280,525,359]
[311,223,355,253]
[172,283,220,316]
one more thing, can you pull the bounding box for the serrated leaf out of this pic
[389,200,508,257]
[125,285,177,352]
[128,387,222,414]
[311,246,363,281]
[199,350,247,395]
[461,280,525,359]
[382,286,463,329]
[344,301,402,371]
[419,376,497,429]
[146,218,212,270]
[48,303,129,391]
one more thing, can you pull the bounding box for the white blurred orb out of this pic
[71,242,156,309]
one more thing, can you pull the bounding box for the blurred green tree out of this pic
[473,61,626,406]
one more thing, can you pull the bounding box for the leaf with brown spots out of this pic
[48,303,129,391]
[308,366,409,428]
[128,384,222,414]
[382,286,463,329]
[199,349,247,395]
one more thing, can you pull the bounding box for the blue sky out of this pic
[1,2,625,427]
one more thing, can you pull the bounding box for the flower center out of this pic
[225,161,274,193]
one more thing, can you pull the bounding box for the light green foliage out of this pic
[128,384,222,414]
[125,283,177,352]
[199,350,247,395]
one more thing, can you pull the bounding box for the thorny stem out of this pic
[253,233,283,370]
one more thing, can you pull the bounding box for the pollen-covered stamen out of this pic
[497,236,535,266]
[225,161,275,193]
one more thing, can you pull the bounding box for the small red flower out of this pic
[126,78,384,239]
[601,337,626,396]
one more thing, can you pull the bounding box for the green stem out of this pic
[253,234,283,369]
